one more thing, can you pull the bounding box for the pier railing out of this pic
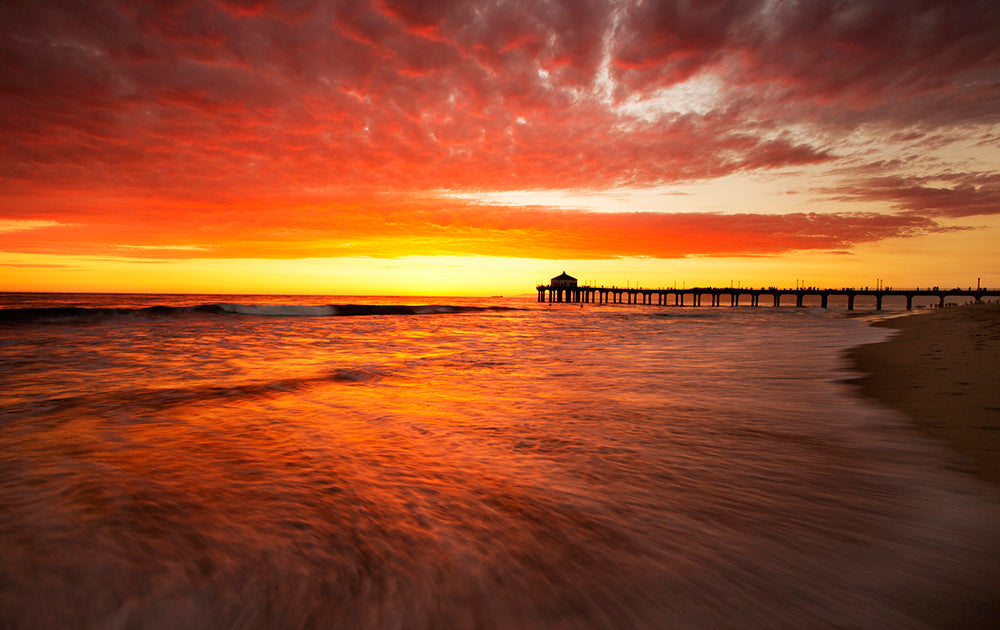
[535,285,1000,310]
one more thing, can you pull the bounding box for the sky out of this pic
[2,0,999,296]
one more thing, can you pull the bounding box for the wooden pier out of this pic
[536,284,1000,310]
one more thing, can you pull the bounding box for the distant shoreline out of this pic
[848,304,1000,485]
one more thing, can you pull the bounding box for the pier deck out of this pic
[536,285,1000,310]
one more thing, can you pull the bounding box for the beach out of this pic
[849,304,1000,485]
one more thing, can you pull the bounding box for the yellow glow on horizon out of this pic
[1,254,560,296]
[3,216,998,297]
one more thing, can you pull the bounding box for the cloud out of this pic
[613,0,1000,128]
[0,262,76,268]
[0,0,995,265]
[822,173,1000,218]
[1,0,849,197]
[0,191,950,260]
[0,220,63,233]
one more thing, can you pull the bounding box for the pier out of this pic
[536,284,1000,310]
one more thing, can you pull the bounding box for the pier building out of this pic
[547,271,580,303]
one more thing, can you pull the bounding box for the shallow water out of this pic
[1,294,997,628]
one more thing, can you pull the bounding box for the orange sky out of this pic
[2,0,999,295]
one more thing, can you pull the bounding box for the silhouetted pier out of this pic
[536,284,1000,310]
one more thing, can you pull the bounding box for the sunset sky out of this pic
[2,0,999,295]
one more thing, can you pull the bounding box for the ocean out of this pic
[1,293,997,628]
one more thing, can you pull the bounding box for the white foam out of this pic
[413,306,455,314]
[217,304,338,317]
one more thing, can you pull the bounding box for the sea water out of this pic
[1,293,997,628]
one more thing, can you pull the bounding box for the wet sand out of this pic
[849,304,1000,485]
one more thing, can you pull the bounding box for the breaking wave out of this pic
[0,302,518,324]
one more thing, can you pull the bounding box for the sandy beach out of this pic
[849,304,1000,485]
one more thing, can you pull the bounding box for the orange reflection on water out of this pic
[3,305,999,627]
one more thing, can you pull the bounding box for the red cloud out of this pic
[822,173,1000,218]
[0,188,950,260]
[7,0,974,199]
[0,0,995,265]
[613,1,1000,120]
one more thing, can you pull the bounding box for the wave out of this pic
[1,368,391,421]
[0,302,518,324]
